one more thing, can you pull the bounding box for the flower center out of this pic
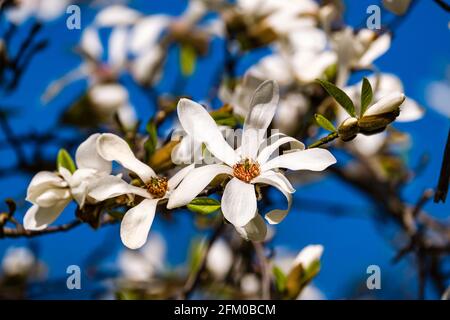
[233,158,261,183]
[146,176,168,198]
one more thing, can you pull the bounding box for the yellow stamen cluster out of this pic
[146,176,168,198]
[233,158,261,183]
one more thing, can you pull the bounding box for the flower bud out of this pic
[338,117,359,141]
[363,92,405,117]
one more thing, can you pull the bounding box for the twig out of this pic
[2,220,82,238]
[308,132,339,149]
[433,0,450,12]
[434,128,450,203]
[253,241,270,300]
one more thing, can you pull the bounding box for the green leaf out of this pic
[316,79,355,117]
[314,113,336,132]
[360,77,373,117]
[210,110,243,127]
[144,120,158,160]
[273,266,287,293]
[180,44,197,77]
[187,197,221,215]
[57,148,76,173]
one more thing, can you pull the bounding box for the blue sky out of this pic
[0,0,449,299]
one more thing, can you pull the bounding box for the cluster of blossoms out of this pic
[24,80,337,249]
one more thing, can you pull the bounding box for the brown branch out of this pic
[2,219,82,238]
[434,0,450,12]
[434,128,450,203]
[253,241,270,300]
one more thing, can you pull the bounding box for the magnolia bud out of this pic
[338,117,359,141]
[359,92,405,134]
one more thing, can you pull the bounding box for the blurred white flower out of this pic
[118,233,166,282]
[293,244,323,269]
[23,134,112,230]
[5,0,70,24]
[332,28,391,86]
[1,247,35,277]
[240,273,260,295]
[206,238,233,279]
[88,133,194,249]
[425,68,450,118]
[297,284,326,300]
[168,81,336,239]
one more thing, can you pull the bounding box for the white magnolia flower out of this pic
[23,134,112,230]
[118,233,166,282]
[293,244,323,269]
[168,81,336,238]
[206,238,233,279]
[1,247,35,277]
[5,0,69,24]
[382,0,412,15]
[240,273,260,295]
[332,28,391,86]
[297,284,326,300]
[88,133,194,249]
[425,68,450,118]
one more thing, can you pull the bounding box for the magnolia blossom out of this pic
[425,68,450,119]
[206,238,233,280]
[1,247,35,277]
[88,133,194,249]
[332,28,391,87]
[23,134,112,230]
[5,0,69,24]
[168,81,336,239]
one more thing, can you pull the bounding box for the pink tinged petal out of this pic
[252,171,294,224]
[88,175,151,202]
[222,178,257,227]
[120,199,159,249]
[75,133,112,174]
[96,133,155,183]
[397,98,424,122]
[261,149,337,172]
[358,33,391,67]
[235,214,267,242]
[177,99,238,166]
[241,81,279,159]
[167,164,232,209]
[23,200,71,231]
[364,92,405,117]
[167,164,195,190]
[257,134,305,165]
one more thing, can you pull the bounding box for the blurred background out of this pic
[0,0,449,299]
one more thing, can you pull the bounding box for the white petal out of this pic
[23,200,71,231]
[96,133,155,183]
[80,27,103,60]
[397,98,424,122]
[26,171,67,203]
[248,54,294,86]
[257,133,305,165]
[130,46,164,85]
[89,83,129,112]
[236,214,267,242]
[120,199,159,249]
[168,164,195,190]
[241,80,279,159]
[94,5,141,27]
[252,170,294,224]
[177,99,238,166]
[351,132,386,156]
[88,175,151,202]
[364,92,405,116]
[293,244,324,269]
[33,188,71,207]
[261,148,336,172]
[129,15,170,55]
[76,133,112,174]
[358,33,391,67]
[293,51,337,83]
[167,164,232,209]
[222,178,257,227]
[108,26,129,70]
[117,103,138,129]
